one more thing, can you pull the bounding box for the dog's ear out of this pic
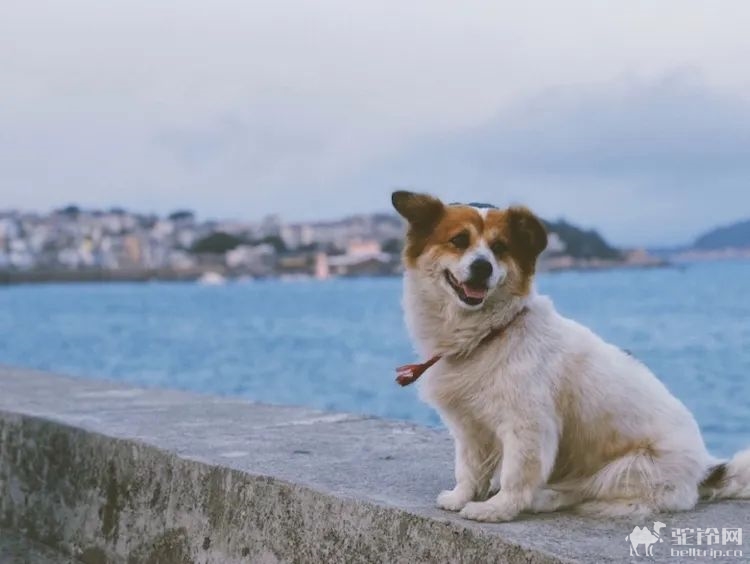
[391,191,444,231]
[508,207,548,269]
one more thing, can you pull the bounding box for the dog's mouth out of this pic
[444,270,488,307]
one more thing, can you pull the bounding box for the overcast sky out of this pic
[2,1,750,246]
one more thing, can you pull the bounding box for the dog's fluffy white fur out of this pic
[393,191,750,522]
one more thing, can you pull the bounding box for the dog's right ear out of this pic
[391,191,444,230]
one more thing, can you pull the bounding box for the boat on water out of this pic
[197,272,227,286]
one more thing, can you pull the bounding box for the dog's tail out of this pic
[700,449,750,500]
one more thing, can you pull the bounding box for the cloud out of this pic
[1,1,750,245]
[348,73,750,245]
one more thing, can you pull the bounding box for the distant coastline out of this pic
[0,256,681,286]
[0,268,206,285]
[4,205,748,286]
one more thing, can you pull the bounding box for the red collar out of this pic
[395,306,529,387]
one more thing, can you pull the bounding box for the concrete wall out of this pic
[0,367,748,563]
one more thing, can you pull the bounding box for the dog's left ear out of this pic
[391,191,445,231]
[508,207,548,266]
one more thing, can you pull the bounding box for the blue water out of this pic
[1,261,748,457]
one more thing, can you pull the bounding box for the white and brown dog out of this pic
[392,190,750,522]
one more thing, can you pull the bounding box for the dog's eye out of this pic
[449,231,470,249]
[490,240,507,255]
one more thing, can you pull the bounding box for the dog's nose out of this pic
[468,258,493,284]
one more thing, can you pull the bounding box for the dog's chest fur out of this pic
[419,344,511,416]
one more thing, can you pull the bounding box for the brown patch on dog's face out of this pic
[483,207,548,294]
[392,191,548,298]
[391,191,444,236]
[503,207,548,276]
[402,205,484,266]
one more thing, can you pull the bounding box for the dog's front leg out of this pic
[437,417,498,512]
[460,419,557,522]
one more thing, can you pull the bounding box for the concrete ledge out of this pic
[0,367,748,563]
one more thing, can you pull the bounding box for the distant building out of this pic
[280,224,315,249]
[327,240,393,277]
[314,252,330,280]
[277,253,312,276]
[327,254,393,277]
[346,239,382,257]
[167,250,197,271]
[280,214,403,252]
[122,235,142,267]
[226,244,276,276]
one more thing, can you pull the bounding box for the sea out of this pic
[1,260,748,457]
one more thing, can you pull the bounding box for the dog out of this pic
[392,190,750,522]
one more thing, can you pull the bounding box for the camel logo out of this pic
[627,521,667,557]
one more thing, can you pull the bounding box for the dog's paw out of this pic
[460,500,519,522]
[529,488,579,514]
[436,488,472,512]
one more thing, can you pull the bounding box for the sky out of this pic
[2,1,750,247]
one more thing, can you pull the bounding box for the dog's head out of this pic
[392,190,547,311]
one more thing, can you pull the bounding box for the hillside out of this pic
[693,219,750,250]
[543,219,621,260]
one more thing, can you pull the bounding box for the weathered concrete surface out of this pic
[0,366,748,563]
[0,529,78,563]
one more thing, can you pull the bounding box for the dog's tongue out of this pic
[461,284,488,299]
